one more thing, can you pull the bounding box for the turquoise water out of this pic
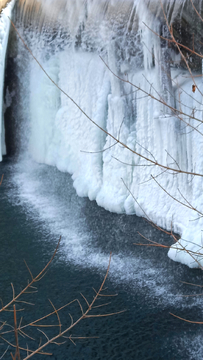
[0,157,203,360]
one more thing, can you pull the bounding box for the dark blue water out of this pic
[1,157,203,360]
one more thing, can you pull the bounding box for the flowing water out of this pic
[1,156,203,359]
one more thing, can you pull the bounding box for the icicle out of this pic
[202,58,203,82]
[159,24,174,114]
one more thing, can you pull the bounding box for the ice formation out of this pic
[0,0,15,161]
[3,0,203,267]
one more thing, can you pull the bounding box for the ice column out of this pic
[160,24,174,114]
[0,0,15,161]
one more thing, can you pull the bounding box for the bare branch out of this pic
[170,313,203,324]
[13,305,20,360]
[48,299,62,334]
[0,237,61,313]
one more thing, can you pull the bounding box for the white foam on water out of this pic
[7,158,203,313]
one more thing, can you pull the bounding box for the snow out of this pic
[0,0,15,160]
[4,0,203,268]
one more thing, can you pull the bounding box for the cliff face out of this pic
[2,0,203,267]
[0,0,11,13]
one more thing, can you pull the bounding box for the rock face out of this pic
[0,0,10,13]
[16,0,203,68]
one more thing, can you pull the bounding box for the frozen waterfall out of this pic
[0,0,15,161]
[2,0,203,267]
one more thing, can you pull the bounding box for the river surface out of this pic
[0,156,203,360]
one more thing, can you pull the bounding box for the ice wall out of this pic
[0,0,15,160]
[5,0,203,267]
